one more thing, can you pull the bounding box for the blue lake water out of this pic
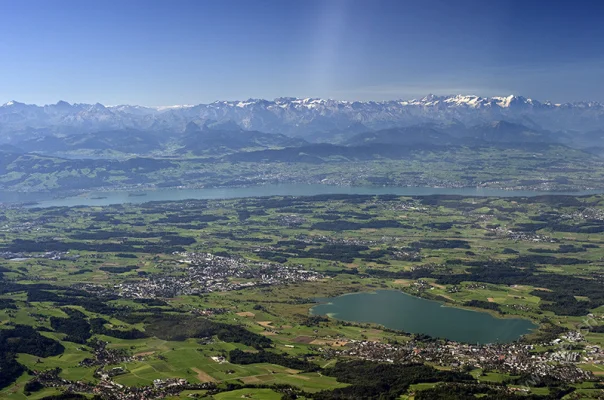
[1,184,602,208]
[311,290,537,344]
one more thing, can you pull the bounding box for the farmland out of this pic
[1,193,604,398]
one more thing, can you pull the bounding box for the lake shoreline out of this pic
[3,183,603,208]
[312,288,536,321]
[310,289,537,344]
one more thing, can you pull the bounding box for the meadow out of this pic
[1,193,604,398]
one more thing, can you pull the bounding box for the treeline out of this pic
[310,219,410,231]
[99,265,139,274]
[26,287,122,316]
[528,244,587,254]
[512,255,584,265]
[365,257,600,316]
[236,208,267,221]
[525,322,568,344]
[430,259,601,316]
[70,230,197,247]
[532,291,592,316]
[415,383,574,400]
[23,379,44,394]
[39,394,91,400]
[0,352,25,390]
[515,214,604,233]
[318,210,375,220]
[463,300,501,312]
[423,222,455,230]
[89,318,148,339]
[50,308,92,343]
[312,360,473,399]
[69,230,165,240]
[310,359,575,399]
[588,325,604,333]
[258,243,392,264]
[237,194,374,211]
[294,244,370,263]
[68,269,93,275]
[50,308,147,342]
[116,253,137,258]
[133,298,168,306]
[0,325,64,389]
[365,268,433,280]
[155,214,227,224]
[0,298,16,309]
[228,349,320,372]
[0,238,186,254]
[409,239,471,249]
[121,313,272,349]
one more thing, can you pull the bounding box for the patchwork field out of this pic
[1,194,604,398]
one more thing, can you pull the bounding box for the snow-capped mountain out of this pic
[1,94,604,141]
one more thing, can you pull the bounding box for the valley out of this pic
[2,144,604,194]
[3,95,604,199]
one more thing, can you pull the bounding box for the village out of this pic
[332,336,600,383]
[0,250,79,261]
[33,368,216,400]
[116,252,323,298]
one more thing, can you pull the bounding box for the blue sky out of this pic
[1,0,603,105]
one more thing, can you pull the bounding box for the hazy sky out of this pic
[1,0,604,105]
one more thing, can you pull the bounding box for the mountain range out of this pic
[2,94,604,140]
[1,94,604,192]
[1,94,604,160]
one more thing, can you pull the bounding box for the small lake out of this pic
[310,290,536,344]
[2,183,603,208]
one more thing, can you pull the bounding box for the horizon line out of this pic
[1,93,592,108]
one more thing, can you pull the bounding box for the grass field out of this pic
[1,194,604,398]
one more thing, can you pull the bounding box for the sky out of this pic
[1,0,604,106]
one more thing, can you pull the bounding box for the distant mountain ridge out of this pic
[2,94,604,141]
[179,121,307,155]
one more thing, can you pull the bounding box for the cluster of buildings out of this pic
[79,340,145,368]
[33,368,215,400]
[116,252,322,298]
[489,226,555,242]
[561,207,604,222]
[28,340,214,398]
[374,199,426,212]
[276,214,307,227]
[335,338,599,383]
[0,250,79,261]
[0,217,47,232]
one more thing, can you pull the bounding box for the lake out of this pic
[310,290,536,344]
[2,183,603,208]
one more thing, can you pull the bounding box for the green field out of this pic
[1,193,604,398]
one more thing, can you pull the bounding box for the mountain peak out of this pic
[2,100,24,107]
[490,120,520,129]
[0,94,603,137]
[184,121,202,134]
[421,94,439,102]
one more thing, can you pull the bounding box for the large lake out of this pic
[310,290,536,344]
[2,184,603,208]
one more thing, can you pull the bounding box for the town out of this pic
[116,252,323,298]
[334,337,599,383]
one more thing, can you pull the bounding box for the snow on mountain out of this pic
[153,104,195,111]
[1,95,604,140]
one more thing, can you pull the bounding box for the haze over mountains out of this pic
[1,94,604,158]
[1,94,604,193]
